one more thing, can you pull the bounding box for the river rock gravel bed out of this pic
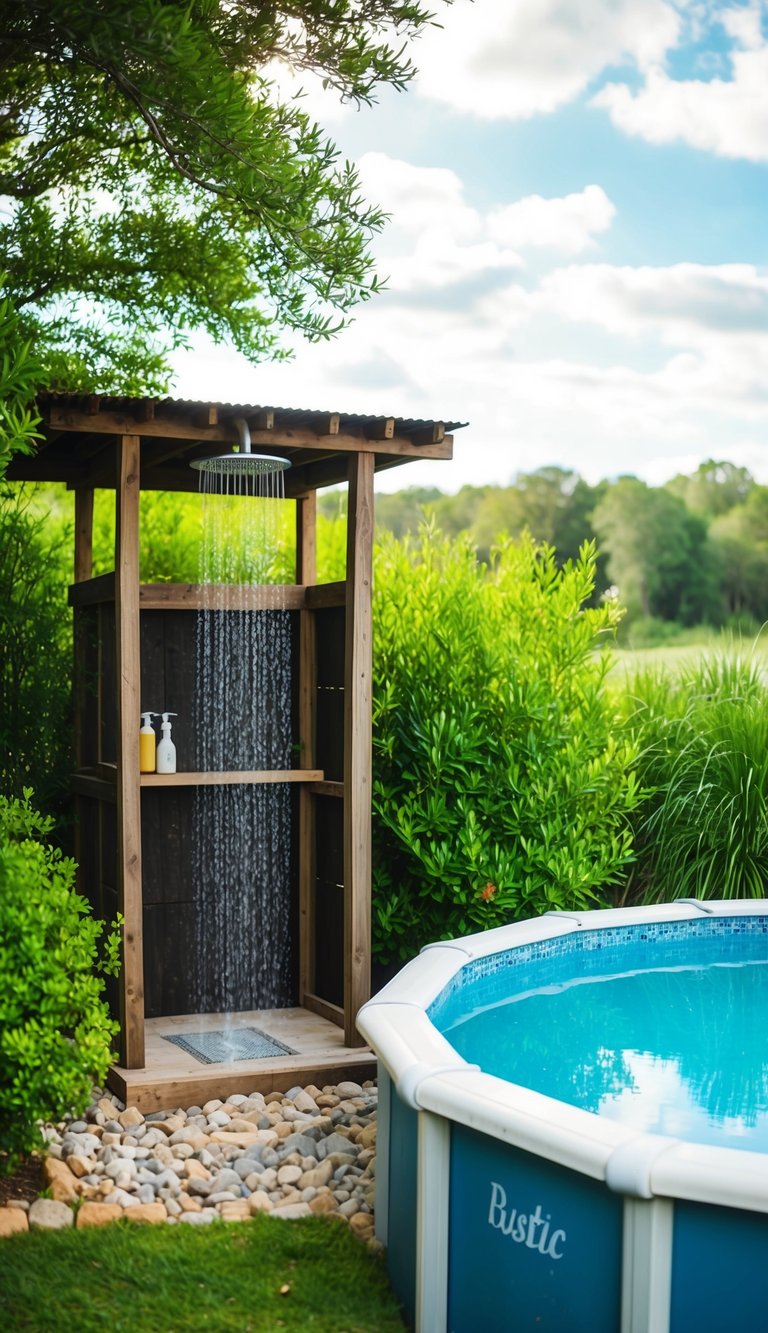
[0,1080,378,1243]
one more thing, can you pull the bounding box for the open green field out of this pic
[610,637,768,681]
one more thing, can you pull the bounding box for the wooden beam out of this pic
[250,427,449,458]
[68,573,116,607]
[75,434,114,462]
[110,1053,376,1113]
[297,491,317,1008]
[68,577,318,611]
[47,403,453,458]
[343,452,374,1046]
[115,435,145,1070]
[74,488,94,583]
[303,993,344,1028]
[286,458,356,495]
[368,417,395,440]
[283,443,448,498]
[48,403,232,443]
[71,773,118,804]
[278,448,338,471]
[405,422,445,445]
[136,438,205,472]
[7,458,89,484]
[305,581,347,610]
[286,430,452,460]
[139,583,306,611]
[99,445,450,496]
[251,408,274,430]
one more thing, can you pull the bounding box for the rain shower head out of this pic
[190,415,291,478]
[190,452,290,476]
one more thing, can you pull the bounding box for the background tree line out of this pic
[323,459,767,639]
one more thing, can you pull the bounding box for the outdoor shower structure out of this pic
[10,393,462,1109]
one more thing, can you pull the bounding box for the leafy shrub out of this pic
[619,655,768,903]
[0,792,120,1169]
[92,489,300,583]
[0,488,73,821]
[0,285,42,478]
[371,527,641,962]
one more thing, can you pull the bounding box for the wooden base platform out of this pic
[109,1007,376,1113]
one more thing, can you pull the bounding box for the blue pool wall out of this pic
[359,902,768,1333]
[384,1077,768,1333]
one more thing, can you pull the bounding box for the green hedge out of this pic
[371,527,641,961]
[0,793,120,1169]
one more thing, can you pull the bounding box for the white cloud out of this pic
[355,153,522,291]
[593,4,768,161]
[719,1,765,51]
[356,153,482,239]
[538,261,768,347]
[172,243,768,495]
[377,234,524,293]
[414,0,680,119]
[356,157,616,291]
[487,185,616,254]
[171,152,768,496]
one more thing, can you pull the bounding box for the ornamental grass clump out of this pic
[619,654,768,903]
[0,792,120,1170]
[371,526,641,961]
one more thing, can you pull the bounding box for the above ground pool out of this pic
[357,902,768,1333]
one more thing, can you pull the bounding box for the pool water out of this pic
[442,960,768,1153]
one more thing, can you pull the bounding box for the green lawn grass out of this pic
[0,1215,407,1332]
[611,638,768,680]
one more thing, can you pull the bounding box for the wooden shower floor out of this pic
[109,1007,376,1113]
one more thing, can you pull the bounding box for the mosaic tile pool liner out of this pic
[163,1027,296,1065]
[428,914,768,1033]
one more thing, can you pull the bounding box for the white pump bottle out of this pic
[156,712,178,774]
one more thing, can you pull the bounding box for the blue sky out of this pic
[172,0,768,494]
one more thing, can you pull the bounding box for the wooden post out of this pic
[297,493,318,1007]
[72,488,94,893]
[296,490,316,588]
[74,487,94,583]
[73,489,94,771]
[115,436,144,1068]
[343,453,374,1045]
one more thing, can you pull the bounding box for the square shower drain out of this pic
[163,1027,296,1065]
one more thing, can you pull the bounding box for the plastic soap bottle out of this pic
[140,712,157,773]
[156,712,178,774]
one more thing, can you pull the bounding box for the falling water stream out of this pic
[191,464,294,1019]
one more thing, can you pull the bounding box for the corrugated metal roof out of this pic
[10,391,464,491]
[37,391,467,434]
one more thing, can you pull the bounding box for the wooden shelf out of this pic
[73,766,324,795]
[309,780,344,799]
[139,769,324,787]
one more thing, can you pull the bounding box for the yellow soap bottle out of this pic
[140,712,157,773]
